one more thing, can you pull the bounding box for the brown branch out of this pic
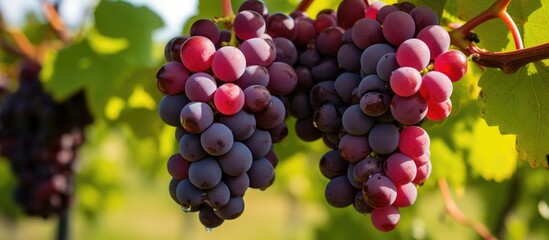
[438,178,497,240]
[0,11,39,62]
[467,43,549,74]
[42,0,71,44]
[296,0,314,12]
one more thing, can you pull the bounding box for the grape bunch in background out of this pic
[157,0,293,229]
[156,0,468,232]
[0,62,93,218]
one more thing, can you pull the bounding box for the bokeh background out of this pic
[0,0,548,239]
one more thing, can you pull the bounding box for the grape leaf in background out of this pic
[479,63,549,168]
[43,0,164,118]
[478,4,549,168]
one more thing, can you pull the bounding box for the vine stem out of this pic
[296,0,314,12]
[468,43,549,73]
[221,0,235,18]
[42,0,71,44]
[0,11,38,62]
[438,179,497,240]
[446,0,549,74]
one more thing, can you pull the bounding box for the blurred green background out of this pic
[0,0,548,239]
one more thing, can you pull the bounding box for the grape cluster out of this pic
[156,0,468,232]
[0,62,93,218]
[281,0,466,232]
[157,0,293,229]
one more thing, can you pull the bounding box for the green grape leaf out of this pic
[479,63,549,168]
[478,4,549,168]
[43,1,164,118]
[94,0,163,67]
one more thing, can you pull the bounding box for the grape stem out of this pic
[438,178,497,240]
[42,0,71,44]
[0,12,39,63]
[448,0,549,74]
[296,0,314,12]
[221,0,235,19]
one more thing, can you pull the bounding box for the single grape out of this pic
[393,182,417,208]
[370,205,400,232]
[273,37,298,65]
[409,6,439,34]
[351,18,384,50]
[426,98,452,121]
[176,179,204,209]
[353,156,382,183]
[413,160,432,185]
[200,123,234,156]
[434,50,468,82]
[398,126,430,159]
[319,150,350,179]
[235,65,270,89]
[267,62,297,96]
[390,94,428,125]
[360,43,395,75]
[339,134,371,163]
[212,46,247,82]
[180,36,216,72]
[325,175,357,208]
[178,134,207,162]
[417,25,450,59]
[376,53,399,82]
[219,110,256,140]
[396,38,431,71]
[199,206,224,229]
[243,129,272,159]
[158,94,190,127]
[240,38,276,67]
[295,117,323,142]
[266,13,296,40]
[255,96,286,129]
[337,44,363,72]
[342,104,374,136]
[214,196,245,220]
[384,153,417,185]
[316,27,345,57]
[289,93,312,120]
[167,153,191,180]
[420,71,453,103]
[190,19,220,44]
[188,157,223,189]
[390,67,422,97]
[360,92,390,117]
[382,11,415,46]
[376,5,399,24]
[156,61,189,95]
[293,17,317,47]
[180,101,214,133]
[357,74,387,97]
[247,157,275,190]
[238,0,269,19]
[217,142,253,176]
[243,85,272,113]
[363,174,397,208]
[313,104,341,133]
[354,190,373,214]
[214,83,245,115]
[368,123,399,155]
[234,10,266,41]
[337,0,367,29]
[204,181,231,209]
[185,72,217,102]
[224,173,250,197]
